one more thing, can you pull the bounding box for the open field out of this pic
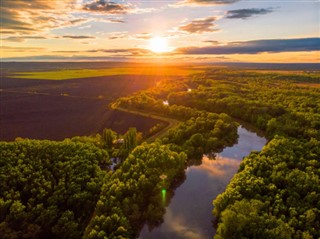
[5,64,205,80]
[0,69,177,140]
[0,92,163,141]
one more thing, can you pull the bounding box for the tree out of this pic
[101,128,116,150]
[119,128,138,159]
[0,140,109,239]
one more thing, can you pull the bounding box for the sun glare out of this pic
[149,37,169,53]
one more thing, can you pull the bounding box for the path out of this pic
[111,105,181,142]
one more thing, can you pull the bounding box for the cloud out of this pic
[88,48,153,56]
[226,8,273,19]
[0,0,147,36]
[109,19,126,23]
[3,46,154,61]
[161,208,207,239]
[1,55,132,62]
[82,0,157,15]
[203,40,220,44]
[52,51,80,53]
[133,33,152,40]
[174,0,238,7]
[108,32,128,39]
[62,35,96,39]
[1,34,96,42]
[130,7,158,14]
[176,38,320,54]
[197,155,240,177]
[108,32,152,40]
[1,36,47,42]
[0,0,86,35]
[85,17,126,24]
[2,46,46,52]
[178,17,218,33]
[83,0,132,14]
[54,48,152,56]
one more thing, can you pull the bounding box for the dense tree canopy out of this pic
[169,69,320,140]
[84,143,187,239]
[161,113,238,158]
[113,68,320,238]
[0,140,109,239]
[213,137,320,239]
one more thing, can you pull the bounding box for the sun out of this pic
[149,37,169,53]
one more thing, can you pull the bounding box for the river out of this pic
[139,125,267,239]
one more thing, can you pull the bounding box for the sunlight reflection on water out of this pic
[139,126,267,239]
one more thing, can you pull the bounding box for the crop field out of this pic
[0,63,195,140]
[7,65,204,80]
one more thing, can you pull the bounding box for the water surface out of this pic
[139,126,267,239]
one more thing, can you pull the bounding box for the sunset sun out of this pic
[149,37,169,53]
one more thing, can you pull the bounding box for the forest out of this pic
[113,68,320,238]
[1,68,319,239]
[0,140,109,238]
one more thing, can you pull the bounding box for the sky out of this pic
[1,0,319,62]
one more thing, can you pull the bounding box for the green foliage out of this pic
[0,139,109,239]
[84,143,187,239]
[101,128,117,150]
[161,113,238,158]
[213,137,320,238]
[168,69,320,140]
[215,199,293,239]
[70,134,102,147]
[3,68,319,239]
[114,68,320,238]
[115,69,320,141]
[114,91,206,121]
[109,69,320,238]
[144,122,167,139]
[118,128,138,159]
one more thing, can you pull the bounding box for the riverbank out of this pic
[139,125,267,239]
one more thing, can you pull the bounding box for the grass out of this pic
[9,67,204,80]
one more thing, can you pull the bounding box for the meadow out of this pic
[7,65,204,80]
